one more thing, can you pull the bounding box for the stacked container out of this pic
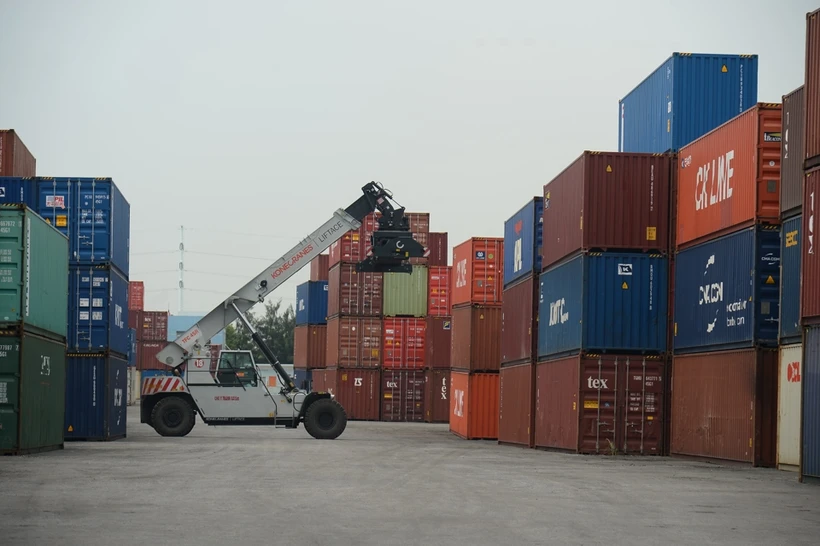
[425,256,452,424]
[292,254,331,391]
[0,130,36,177]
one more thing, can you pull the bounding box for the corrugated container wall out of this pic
[781,86,805,218]
[427,232,449,267]
[0,207,69,339]
[0,129,36,177]
[326,316,381,368]
[295,281,328,325]
[36,177,131,276]
[801,168,820,324]
[498,362,534,447]
[504,197,543,286]
[381,369,425,422]
[780,216,802,342]
[425,316,451,369]
[309,254,329,281]
[537,252,668,359]
[68,265,130,356]
[501,275,537,365]
[449,371,499,440]
[0,332,66,455]
[424,369,450,423]
[675,104,782,249]
[673,226,780,353]
[294,324,327,369]
[136,341,164,370]
[382,265,428,317]
[405,212,431,265]
[329,214,376,266]
[451,304,502,372]
[0,177,37,209]
[138,311,169,342]
[671,349,777,466]
[128,329,136,366]
[64,353,128,441]
[293,368,312,391]
[802,325,820,479]
[327,264,383,317]
[806,9,820,167]
[618,53,759,153]
[777,343,802,471]
[383,318,425,369]
[311,368,381,421]
[427,266,451,316]
[542,152,671,269]
[452,238,503,306]
[128,281,144,311]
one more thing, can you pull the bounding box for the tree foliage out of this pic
[224,299,295,364]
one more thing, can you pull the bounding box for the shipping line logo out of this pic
[698,253,747,332]
[787,361,801,383]
[548,298,569,326]
[453,389,464,417]
[694,150,735,211]
[455,259,468,288]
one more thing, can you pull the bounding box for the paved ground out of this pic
[1,406,819,546]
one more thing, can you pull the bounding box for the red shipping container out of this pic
[803,168,820,324]
[449,371,499,440]
[309,254,330,281]
[382,318,426,369]
[501,275,537,365]
[326,316,382,368]
[128,309,140,331]
[327,263,383,317]
[0,129,36,177]
[428,266,452,316]
[311,368,381,421]
[128,281,145,312]
[139,311,169,342]
[406,213,431,265]
[381,369,425,422]
[542,151,672,269]
[806,9,820,167]
[534,354,665,455]
[425,316,452,369]
[293,324,328,369]
[499,362,535,447]
[328,214,377,267]
[676,103,782,249]
[137,341,165,370]
[424,369,450,423]
[451,304,502,372]
[671,348,777,466]
[427,232,449,267]
[207,344,222,372]
[452,237,503,306]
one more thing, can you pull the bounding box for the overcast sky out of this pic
[0,0,815,316]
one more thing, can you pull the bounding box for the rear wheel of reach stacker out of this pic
[151,396,196,437]
[304,398,347,439]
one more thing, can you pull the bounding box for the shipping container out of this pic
[383,265,428,317]
[427,266,451,317]
[504,197,543,286]
[0,129,36,177]
[406,212,431,265]
[381,369,425,422]
[327,263,383,317]
[542,152,671,269]
[802,325,820,479]
[293,324,327,369]
[382,318,426,369]
[328,214,376,267]
[0,331,65,455]
[675,103,782,249]
[670,348,776,466]
[425,316,451,369]
[534,354,665,455]
[618,53,759,154]
[778,343,802,471]
[0,177,37,209]
[452,238,504,306]
[673,226,780,353]
[64,353,128,441]
[309,254,329,282]
[311,368,380,421]
[293,368,312,391]
[68,264,130,356]
[451,304,502,372]
[806,9,820,168]
[781,86,805,218]
[295,280,328,326]
[37,177,131,275]
[802,168,820,324]
[501,275,538,365]
[0,206,69,339]
[449,371,499,440]
[424,369,450,423]
[326,316,382,368]
[498,362,535,447]
[127,329,136,366]
[128,281,145,311]
[427,232,449,267]
[781,215,802,342]
[127,367,139,405]
[137,310,169,342]
[538,252,668,359]
[136,341,165,370]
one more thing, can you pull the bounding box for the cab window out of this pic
[215,352,257,386]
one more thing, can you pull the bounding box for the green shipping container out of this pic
[0,206,69,339]
[383,265,428,317]
[0,330,66,455]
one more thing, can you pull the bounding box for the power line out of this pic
[186,250,280,261]
[131,250,178,256]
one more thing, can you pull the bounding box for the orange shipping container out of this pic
[676,103,782,249]
[450,371,499,440]
[452,237,503,305]
[128,281,145,312]
[293,324,328,369]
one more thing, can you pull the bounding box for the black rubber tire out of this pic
[304,398,347,439]
[151,396,196,437]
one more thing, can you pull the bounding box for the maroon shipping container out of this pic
[427,232,449,267]
[328,214,377,267]
[326,316,382,368]
[451,303,502,372]
[806,9,820,168]
[534,354,665,455]
[670,348,777,467]
[542,151,672,269]
[425,316,452,369]
[381,369,425,422]
[382,317,426,369]
[128,309,140,331]
[128,281,145,312]
[327,263,383,317]
[802,168,820,324]
[428,266,452,317]
[309,254,330,282]
[139,311,169,342]
[781,86,805,218]
[312,368,381,421]
[424,369,450,423]
[137,341,165,370]
[406,212,431,265]
[293,324,327,369]
[501,275,537,365]
[0,129,36,177]
[499,362,535,447]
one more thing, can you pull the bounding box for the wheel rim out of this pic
[164,408,183,428]
[317,410,335,430]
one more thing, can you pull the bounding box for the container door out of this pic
[107,357,127,439]
[619,357,665,456]
[37,180,73,258]
[76,180,112,264]
[579,357,618,454]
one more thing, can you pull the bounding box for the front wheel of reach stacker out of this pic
[151,396,196,437]
[304,398,347,439]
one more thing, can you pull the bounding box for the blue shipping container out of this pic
[618,53,759,153]
[64,354,127,441]
[780,216,801,342]
[537,252,668,359]
[167,314,225,344]
[36,177,130,276]
[504,197,544,287]
[0,177,37,209]
[128,328,137,366]
[140,369,173,379]
[295,281,329,326]
[674,226,780,353]
[294,368,313,391]
[802,326,820,478]
[68,265,130,356]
